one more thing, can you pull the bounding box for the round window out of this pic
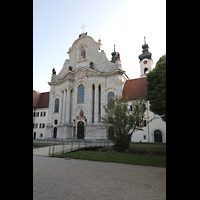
[54,119,58,125]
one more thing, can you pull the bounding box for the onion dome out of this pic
[111,44,117,63]
[139,37,152,61]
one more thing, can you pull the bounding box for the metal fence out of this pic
[33,139,113,156]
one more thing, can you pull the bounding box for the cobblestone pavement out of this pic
[33,155,166,200]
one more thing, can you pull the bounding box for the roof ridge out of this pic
[127,77,147,81]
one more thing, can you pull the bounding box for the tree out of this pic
[146,54,166,122]
[101,96,146,151]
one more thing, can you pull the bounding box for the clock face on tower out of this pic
[143,60,147,64]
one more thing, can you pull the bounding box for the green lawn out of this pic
[130,142,166,152]
[51,150,166,168]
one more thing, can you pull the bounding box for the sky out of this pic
[33,0,166,92]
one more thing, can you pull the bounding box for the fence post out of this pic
[49,145,51,155]
[52,144,54,155]
[62,139,64,153]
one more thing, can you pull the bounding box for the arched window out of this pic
[77,84,84,103]
[80,46,86,60]
[81,49,86,59]
[108,92,114,106]
[144,68,148,74]
[54,98,59,113]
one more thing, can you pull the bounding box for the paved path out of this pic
[33,144,86,156]
[33,146,50,156]
[33,155,166,200]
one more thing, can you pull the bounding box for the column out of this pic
[61,90,65,124]
[63,89,67,124]
[69,89,72,123]
[87,84,93,123]
[94,84,99,123]
[66,88,71,124]
[47,91,54,124]
[59,90,63,124]
[46,91,54,138]
[100,83,106,121]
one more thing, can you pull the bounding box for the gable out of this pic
[49,33,125,85]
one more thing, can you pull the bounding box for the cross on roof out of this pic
[80,23,86,33]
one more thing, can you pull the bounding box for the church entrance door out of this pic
[154,130,162,142]
[77,121,84,139]
[53,127,57,138]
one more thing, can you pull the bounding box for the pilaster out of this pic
[94,84,99,123]
[66,88,72,124]
[62,89,67,123]
[87,84,93,123]
[59,90,63,124]
[100,83,106,120]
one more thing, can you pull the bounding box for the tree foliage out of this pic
[146,54,166,122]
[101,96,146,151]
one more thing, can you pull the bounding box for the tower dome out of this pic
[139,37,152,61]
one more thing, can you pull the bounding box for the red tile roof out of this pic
[122,77,147,100]
[33,90,49,108]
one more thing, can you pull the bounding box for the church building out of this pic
[46,32,128,140]
[34,32,166,143]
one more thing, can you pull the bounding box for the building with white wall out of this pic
[122,37,166,142]
[33,90,49,139]
[45,32,127,139]
[122,77,166,143]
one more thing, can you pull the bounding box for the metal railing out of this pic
[33,138,113,156]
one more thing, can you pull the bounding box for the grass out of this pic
[130,142,166,152]
[51,150,166,168]
[104,142,166,152]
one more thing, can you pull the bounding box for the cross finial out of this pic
[80,23,86,33]
[144,36,146,44]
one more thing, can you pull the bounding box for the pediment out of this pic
[60,71,74,82]
[74,67,100,78]
[85,68,101,76]
[60,66,102,83]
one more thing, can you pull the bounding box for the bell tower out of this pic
[138,37,153,77]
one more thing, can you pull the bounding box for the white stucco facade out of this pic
[46,33,128,139]
[128,101,166,143]
[33,107,48,139]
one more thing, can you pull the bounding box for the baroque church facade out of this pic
[46,32,128,140]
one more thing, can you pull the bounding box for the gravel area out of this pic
[33,155,166,200]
